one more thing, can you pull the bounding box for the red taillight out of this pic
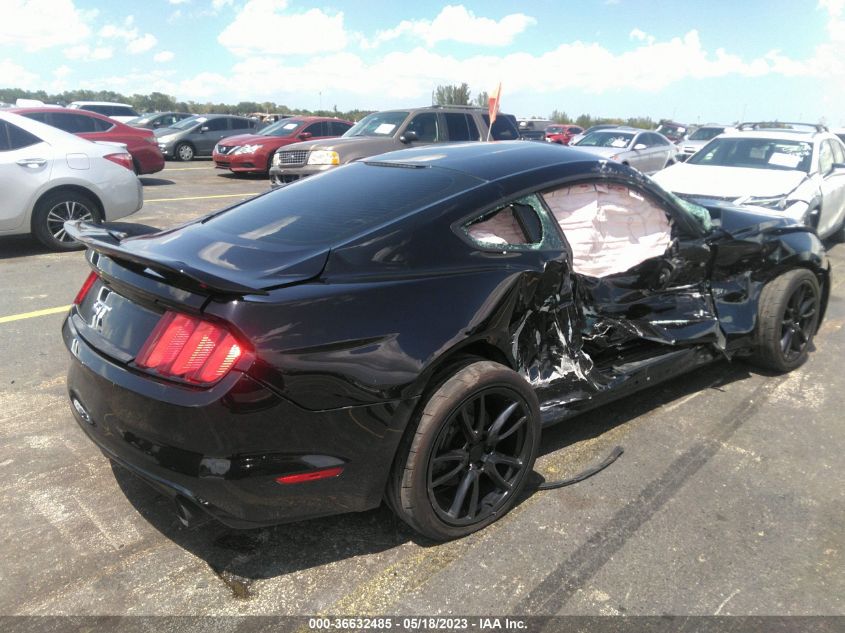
[275,467,344,485]
[136,311,247,385]
[74,271,99,305]
[104,152,134,171]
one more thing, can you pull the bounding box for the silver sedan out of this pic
[571,127,677,174]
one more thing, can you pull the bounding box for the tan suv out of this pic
[269,105,519,187]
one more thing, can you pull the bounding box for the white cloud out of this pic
[154,50,175,62]
[53,65,72,78]
[212,0,234,8]
[127,33,157,54]
[64,44,114,61]
[629,28,655,45]
[364,5,535,48]
[0,58,38,87]
[168,0,190,4]
[0,0,92,51]
[99,19,158,54]
[218,0,347,56]
[819,0,845,17]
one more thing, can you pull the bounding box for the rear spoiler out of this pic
[65,220,268,296]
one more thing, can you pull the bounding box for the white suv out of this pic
[68,101,140,123]
[0,111,142,250]
[653,122,845,240]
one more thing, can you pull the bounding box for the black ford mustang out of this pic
[63,142,830,541]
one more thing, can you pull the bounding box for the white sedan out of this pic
[0,110,142,250]
[653,126,845,240]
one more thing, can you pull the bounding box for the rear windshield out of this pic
[688,127,725,141]
[482,114,520,140]
[204,163,479,246]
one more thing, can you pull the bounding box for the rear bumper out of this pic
[131,145,166,174]
[63,315,416,528]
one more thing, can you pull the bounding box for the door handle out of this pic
[17,158,47,168]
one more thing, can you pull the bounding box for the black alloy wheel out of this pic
[750,268,821,372]
[779,279,818,362]
[427,388,532,526]
[388,360,540,541]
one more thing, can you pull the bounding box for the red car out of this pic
[544,124,583,145]
[213,116,353,175]
[12,107,165,175]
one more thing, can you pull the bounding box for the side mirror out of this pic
[400,130,418,144]
[200,126,209,133]
[633,143,647,150]
[152,121,161,128]
[298,132,312,140]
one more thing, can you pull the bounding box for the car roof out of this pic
[718,130,822,142]
[365,140,603,182]
[10,106,117,121]
[0,110,96,147]
[69,101,133,107]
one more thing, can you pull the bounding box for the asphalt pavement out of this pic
[0,160,842,623]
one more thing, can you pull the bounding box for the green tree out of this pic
[475,91,489,107]
[435,83,471,105]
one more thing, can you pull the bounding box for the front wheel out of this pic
[749,269,821,372]
[175,142,195,161]
[32,190,99,251]
[388,361,540,541]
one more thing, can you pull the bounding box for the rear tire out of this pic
[748,269,821,372]
[32,190,100,251]
[387,361,540,541]
[175,142,195,161]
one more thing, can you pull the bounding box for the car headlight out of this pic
[307,150,340,166]
[233,144,260,155]
[158,134,176,143]
[737,195,788,210]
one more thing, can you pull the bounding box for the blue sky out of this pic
[1,0,843,124]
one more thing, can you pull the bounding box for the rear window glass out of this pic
[482,114,519,140]
[205,163,479,246]
[0,120,41,151]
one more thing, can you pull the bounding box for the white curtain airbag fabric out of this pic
[545,183,671,278]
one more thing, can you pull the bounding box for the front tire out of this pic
[749,269,821,372]
[32,190,99,251]
[175,142,195,161]
[388,361,540,541]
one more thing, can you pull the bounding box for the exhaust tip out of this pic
[174,495,210,528]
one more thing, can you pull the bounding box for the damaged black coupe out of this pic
[63,141,830,540]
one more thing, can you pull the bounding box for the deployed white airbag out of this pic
[544,183,671,278]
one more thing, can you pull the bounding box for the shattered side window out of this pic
[463,195,544,250]
[541,182,672,278]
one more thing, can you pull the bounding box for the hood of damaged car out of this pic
[707,204,802,236]
[653,163,808,199]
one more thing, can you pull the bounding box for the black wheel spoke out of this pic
[431,461,467,488]
[781,328,794,354]
[475,394,487,434]
[483,464,513,491]
[459,407,476,442]
[486,402,519,445]
[432,449,467,465]
[448,470,477,518]
[490,451,523,468]
[468,472,480,519]
[495,415,526,445]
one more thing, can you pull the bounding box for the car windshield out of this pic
[575,131,634,148]
[171,116,205,130]
[344,111,408,137]
[687,137,813,172]
[205,162,478,246]
[258,119,304,137]
[656,124,684,136]
[688,127,725,141]
[546,126,564,134]
[126,116,146,125]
